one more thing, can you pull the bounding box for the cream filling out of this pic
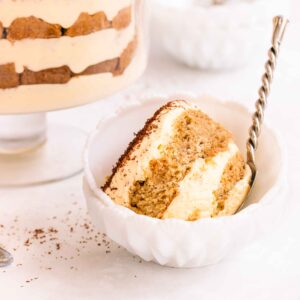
[162,142,240,220]
[0,0,133,28]
[0,45,147,114]
[0,23,135,73]
[107,102,194,207]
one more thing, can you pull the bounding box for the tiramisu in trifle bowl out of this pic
[0,0,148,186]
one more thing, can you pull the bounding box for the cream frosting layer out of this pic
[0,23,135,73]
[0,0,133,27]
[162,142,239,220]
[0,46,147,114]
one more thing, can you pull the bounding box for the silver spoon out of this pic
[0,246,13,267]
[237,16,289,212]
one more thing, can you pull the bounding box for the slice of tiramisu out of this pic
[103,100,251,221]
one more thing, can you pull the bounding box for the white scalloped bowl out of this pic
[152,0,290,70]
[83,95,288,267]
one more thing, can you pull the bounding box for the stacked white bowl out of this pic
[152,0,291,70]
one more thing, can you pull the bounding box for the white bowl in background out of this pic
[151,0,291,70]
[83,95,288,267]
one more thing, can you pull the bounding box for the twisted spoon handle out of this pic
[247,16,289,170]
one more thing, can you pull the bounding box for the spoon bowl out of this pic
[0,247,13,267]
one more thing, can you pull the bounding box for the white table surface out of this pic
[1,2,300,299]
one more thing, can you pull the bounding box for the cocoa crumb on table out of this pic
[48,227,58,234]
[25,277,39,284]
[2,211,129,279]
[33,229,44,236]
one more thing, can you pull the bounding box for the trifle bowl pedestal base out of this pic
[0,113,86,187]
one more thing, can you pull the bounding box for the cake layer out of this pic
[212,152,249,216]
[0,0,133,28]
[1,7,131,41]
[0,37,137,89]
[104,101,250,220]
[215,161,251,217]
[0,23,135,74]
[0,22,3,37]
[0,45,147,114]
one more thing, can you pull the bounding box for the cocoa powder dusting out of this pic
[1,206,143,286]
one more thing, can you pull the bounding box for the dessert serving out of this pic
[0,0,147,113]
[103,100,251,221]
[83,95,286,267]
[82,16,287,267]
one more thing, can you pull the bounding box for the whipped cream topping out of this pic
[0,0,133,27]
[0,23,135,73]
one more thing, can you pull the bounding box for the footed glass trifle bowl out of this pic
[0,0,148,186]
